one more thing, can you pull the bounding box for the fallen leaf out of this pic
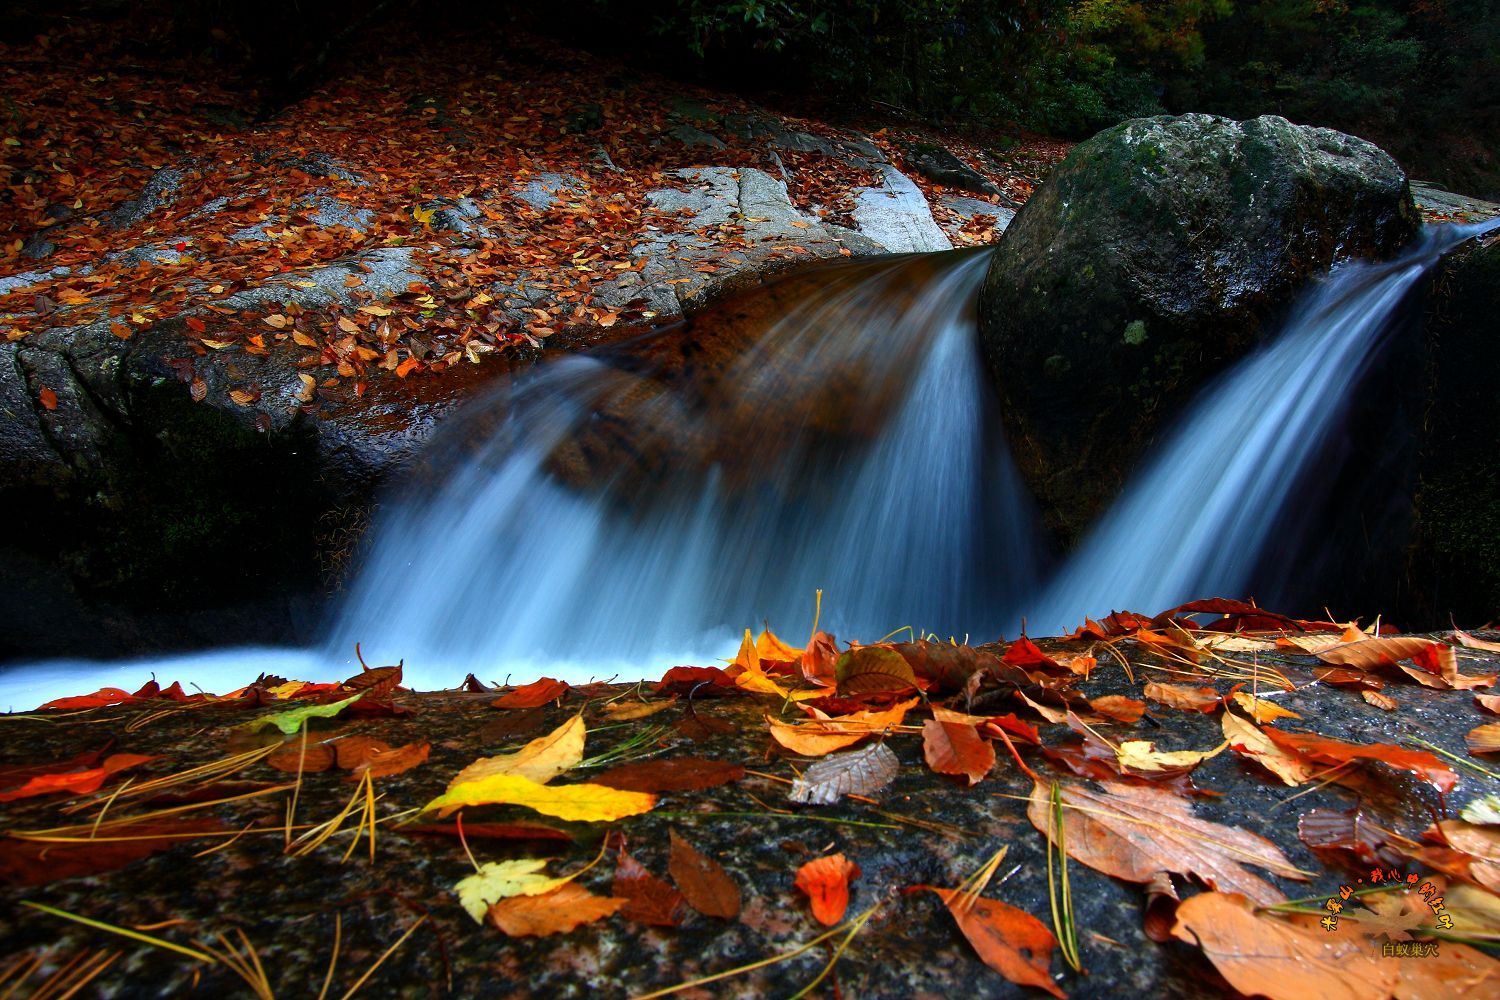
[835,645,917,696]
[1115,739,1228,773]
[0,819,224,887]
[1027,779,1306,905]
[788,742,900,805]
[423,774,656,822]
[1316,636,1441,671]
[591,756,744,793]
[449,715,585,790]
[341,739,429,779]
[241,692,365,734]
[38,387,58,410]
[1361,690,1399,711]
[1143,681,1221,713]
[0,753,155,802]
[397,822,572,844]
[669,830,740,919]
[1171,891,1396,999]
[265,742,337,774]
[768,698,918,757]
[37,687,137,711]
[923,710,996,785]
[1089,695,1145,723]
[914,885,1064,998]
[1477,694,1500,715]
[488,881,626,936]
[1454,630,1500,653]
[1221,712,1316,786]
[795,853,860,925]
[599,699,675,722]
[654,665,736,695]
[1260,728,1457,794]
[492,677,570,708]
[455,858,571,922]
[613,849,687,927]
[1229,691,1301,722]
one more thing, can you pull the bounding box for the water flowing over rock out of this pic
[979,114,1420,543]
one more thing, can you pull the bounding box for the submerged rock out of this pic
[979,113,1419,541]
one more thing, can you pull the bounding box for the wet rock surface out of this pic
[1,630,1497,997]
[978,114,1420,543]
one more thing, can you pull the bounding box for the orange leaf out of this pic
[1143,681,1222,713]
[38,687,136,710]
[492,678,570,709]
[914,885,1064,998]
[794,853,860,926]
[922,709,996,785]
[1089,695,1145,723]
[38,387,58,410]
[0,753,155,802]
[1260,728,1457,793]
[487,881,626,937]
[591,756,744,793]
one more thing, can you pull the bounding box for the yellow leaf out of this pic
[1230,692,1301,723]
[413,205,435,226]
[199,339,235,350]
[263,314,288,329]
[292,330,320,348]
[423,773,655,822]
[358,305,393,317]
[1116,739,1228,772]
[755,627,803,662]
[447,715,584,791]
[1221,712,1314,786]
[454,859,570,923]
[729,628,759,673]
[296,373,316,403]
[266,680,309,699]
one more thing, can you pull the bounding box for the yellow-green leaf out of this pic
[241,692,364,734]
[454,859,569,923]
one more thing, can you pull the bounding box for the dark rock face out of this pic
[1407,234,1500,622]
[978,114,1420,541]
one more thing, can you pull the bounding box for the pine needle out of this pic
[1046,782,1083,972]
[337,915,427,1000]
[18,902,215,964]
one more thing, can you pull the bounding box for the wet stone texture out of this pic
[2,632,1498,998]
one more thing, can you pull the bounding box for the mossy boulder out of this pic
[979,113,1419,542]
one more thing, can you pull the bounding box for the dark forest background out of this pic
[5,2,1498,195]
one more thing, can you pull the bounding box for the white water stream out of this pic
[0,227,1489,708]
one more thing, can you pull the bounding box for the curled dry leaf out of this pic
[1143,681,1222,713]
[265,742,337,774]
[668,830,741,919]
[655,665,736,695]
[801,631,840,686]
[1477,694,1500,715]
[488,882,627,937]
[341,739,429,779]
[1171,891,1396,1000]
[1027,779,1306,906]
[449,715,584,791]
[794,853,860,926]
[591,756,745,793]
[768,697,918,757]
[613,849,687,927]
[1361,689,1398,711]
[1315,635,1441,671]
[492,677,570,709]
[1114,739,1228,774]
[455,859,571,922]
[341,663,403,701]
[913,885,1064,998]
[1220,712,1313,786]
[1454,629,1500,653]
[1229,691,1301,722]
[1142,872,1181,943]
[788,742,900,805]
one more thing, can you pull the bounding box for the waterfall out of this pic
[0,226,1487,710]
[1022,223,1495,635]
[327,250,1044,686]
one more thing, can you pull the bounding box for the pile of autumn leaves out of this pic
[10,600,1500,996]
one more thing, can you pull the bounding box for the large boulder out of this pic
[1407,232,1500,622]
[979,114,1419,541]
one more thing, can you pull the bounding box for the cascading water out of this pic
[1022,223,1498,635]
[0,226,1489,710]
[328,250,1045,684]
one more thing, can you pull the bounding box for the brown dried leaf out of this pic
[265,742,336,774]
[613,849,686,927]
[591,756,745,793]
[1362,689,1399,711]
[1089,695,1145,724]
[492,677,570,709]
[668,830,740,919]
[1143,681,1221,713]
[599,699,676,722]
[1027,779,1306,906]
